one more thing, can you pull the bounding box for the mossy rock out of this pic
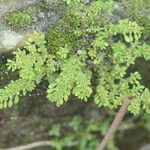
[46,27,78,53]
[5,12,32,29]
[46,2,84,55]
[4,6,38,29]
[4,1,65,30]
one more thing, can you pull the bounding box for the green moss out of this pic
[46,2,83,55]
[5,11,32,29]
[5,4,41,29]
[61,5,83,32]
[47,27,77,53]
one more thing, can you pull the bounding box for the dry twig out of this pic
[1,141,53,150]
[96,97,132,150]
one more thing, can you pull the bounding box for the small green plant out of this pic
[48,116,117,150]
[0,1,150,116]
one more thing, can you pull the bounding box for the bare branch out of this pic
[96,97,133,150]
[1,141,53,150]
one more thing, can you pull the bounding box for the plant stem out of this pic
[96,97,132,150]
[1,141,53,150]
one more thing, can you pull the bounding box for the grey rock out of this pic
[139,144,150,150]
[111,3,128,23]
[38,12,45,19]
[0,0,41,17]
[0,30,24,53]
[44,0,60,4]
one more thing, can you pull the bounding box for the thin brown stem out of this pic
[1,140,78,150]
[96,97,133,150]
[1,141,53,150]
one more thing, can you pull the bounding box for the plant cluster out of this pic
[48,116,117,150]
[121,0,150,39]
[0,0,150,115]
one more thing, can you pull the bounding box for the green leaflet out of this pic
[47,56,92,106]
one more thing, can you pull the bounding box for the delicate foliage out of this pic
[47,56,92,106]
[122,0,150,38]
[0,1,150,115]
[48,116,116,150]
[0,32,56,109]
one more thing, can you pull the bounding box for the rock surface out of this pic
[139,144,150,150]
[0,0,41,17]
[0,30,24,53]
[0,0,63,53]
